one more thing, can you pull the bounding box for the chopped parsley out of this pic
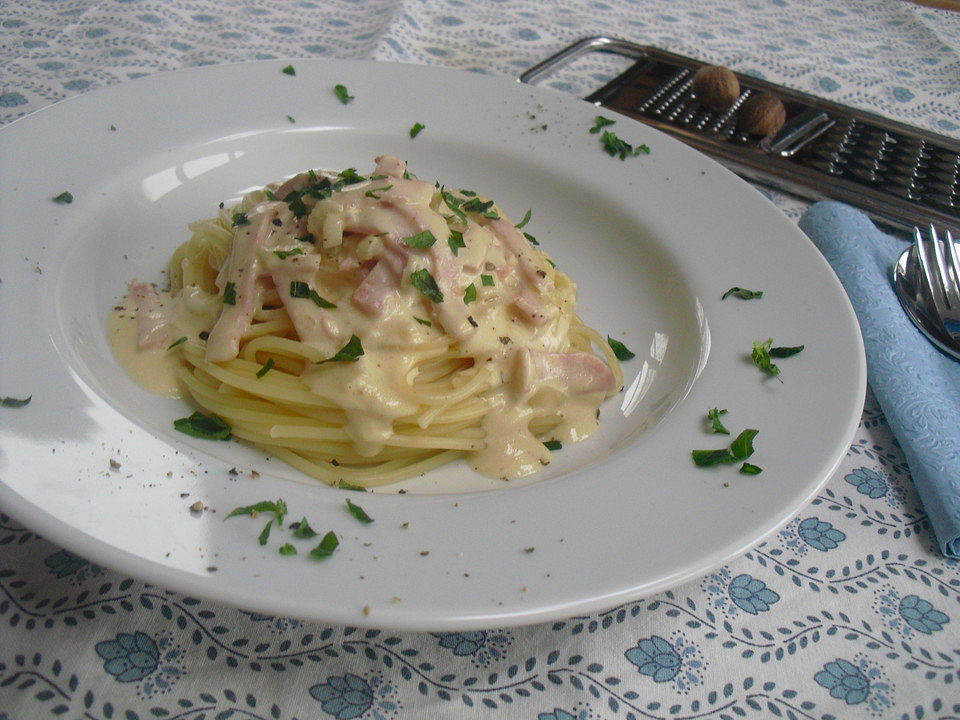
[410,268,443,303]
[413,316,432,327]
[226,498,288,546]
[52,191,73,204]
[462,197,495,215]
[281,64,296,76]
[274,248,304,259]
[403,230,437,248]
[173,411,231,440]
[409,122,425,138]
[600,130,650,160]
[692,428,758,468]
[463,283,477,304]
[346,498,373,524]
[1,396,31,408]
[543,440,563,451]
[289,280,336,309]
[293,517,318,538]
[109,124,117,131]
[607,336,635,361]
[691,449,736,467]
[337,479,367,492]
[729,428,759,460]
[284,193,308,219]
[283,175,334,218]
[256,358,275,378]
[279,543,297,556]
[447,230,466,255]
[440,189,468,223]
[309,531,339,560]
[752,339,779,377]
[523,231,539,246]
[740,462,763,475]
[222,281,237,305]
[227,499,288,520]
[722,286,764,300]
[167,336,188,350]
[338,167,364,184]
[708,407,730,434]
[514,208,533,229]
[365,185,391,199]
[317,335,364,364]
[480,274,495,286]
[334,83,354,104]
[752,339,804,378]
[231,212,250,227]
[589,115,617,134]
[769,345,805,358]
[286,115,296,123]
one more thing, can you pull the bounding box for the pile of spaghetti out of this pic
[123,155,622,486]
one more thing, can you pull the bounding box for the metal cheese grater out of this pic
[521,37,960,234]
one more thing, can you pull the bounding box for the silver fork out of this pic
[915,225,960,344]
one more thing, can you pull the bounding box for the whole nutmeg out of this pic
[691,65,740,111]
[738,92,787,136]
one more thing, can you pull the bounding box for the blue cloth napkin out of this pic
[799,201,960,557]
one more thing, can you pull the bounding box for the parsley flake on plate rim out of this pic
[1,396,31,408]
[334,83,354,104]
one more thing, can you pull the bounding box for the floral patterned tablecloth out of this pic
[3,1,960,718]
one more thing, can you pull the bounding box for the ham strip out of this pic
[276,172,310,200]
[485,218,557,327]
[513,290,548,326]
[351,256,402,316]
[518,349,617,395]
[374,155,406,179]
[270,254,339,350]
[205,208,279,362]
[131,281,169,349]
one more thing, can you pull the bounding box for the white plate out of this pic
[0,60,865,630]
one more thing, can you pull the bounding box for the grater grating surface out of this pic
[521,37,960,233]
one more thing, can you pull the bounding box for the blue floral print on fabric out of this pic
[433,631,486,656]
[845,467,888,499]
[0,92,28,107]
[798,517,847,551]
[310,673,373,719]
[537,710,585,720]
[814,658,870,704]
[95,631,160,683]
[44,550,90,578]
[624,635,680,682]
[814,657,893,712]
[727,573,780,615]
[899,594,950,634]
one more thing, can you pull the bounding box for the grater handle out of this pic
[519,36,646,86]
[760,109,836,157]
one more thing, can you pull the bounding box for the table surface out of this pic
[3,1,960,718]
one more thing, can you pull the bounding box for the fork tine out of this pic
[946,229,960,305]
[931,225,960,310]
[916,225,949,316]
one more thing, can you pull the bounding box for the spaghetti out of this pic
[110,156,622,486]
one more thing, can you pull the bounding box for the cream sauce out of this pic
[109,156,619,480]
[108,285,218,397]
